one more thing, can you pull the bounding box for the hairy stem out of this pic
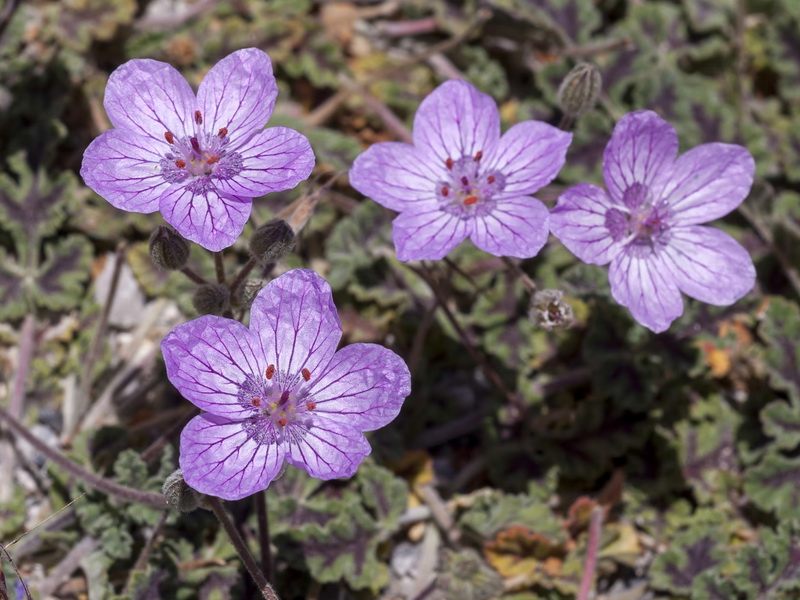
[10,313,36,418]
[181,266,209,285]
[214,251,227,284]
[229,257,258,298]
[576,506,604,600]
[255,491,274,583]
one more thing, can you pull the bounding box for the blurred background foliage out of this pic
[1,0,800,598]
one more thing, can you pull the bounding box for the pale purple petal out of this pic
[285,420,371,480]
[197,48,277,147]
[661,226,755,305]
[413,80,500,163]
[180,414,285,501]
[349,142,442,212]
[603,110,678,203]
[80,129,172,213]
[309,344,411,431]
[159,184,251,252]
[655,143,755,226]
[392,208,471,261]
[162,316,268,419]
[213,127,315,197]
[470,197,550,258]
[104,59,196,145]
[249,269,342,378]
[609,247,684,333]
[550,183,625,265]
[484,122,572,198]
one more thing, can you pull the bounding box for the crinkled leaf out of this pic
[744,451,800,520]
[458,491,562,540]
[356,462,408,532]
[682,0,736,32]
[433,548,505,600]
[650,529,726,594]
[57,0,137,51]
[483,526,572,592]
[761,398,800,451]
[759,297,800,402]
[0,249,26,320]
[32,235,92,312]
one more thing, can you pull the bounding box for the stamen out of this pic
[445,157,454,170]
[218,127,228,138]
[464,196,479,206]
[487,175,495,184]
[206,155,220,165]
[441,186,449,197]
[461,176,469,186]
[277,417,287,427]
[306,402,316,411]
[474,150,483,161]
[301,368,311,381]
[280,390,290,404]
[175,159,186,169]
[251,398,261,407]
[266,365,275,379]
[164,131,174,144]
[190,137,201,153]
[194,110,203,125]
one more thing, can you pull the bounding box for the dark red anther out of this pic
[251,397,261,407]
[487,175,496,184]
[280,390,290,404]
[306,401,316,411]
[218,127,228,138]
[445,157,454,170]
[461,176,469,186]
[474,150,483,161]
[175,159,186,169]
[164,131,175,144]
[441,186,449,197]
[190,137,201,153]
[194,110,203,125]
[301,368,311,381]
[266,365,275,379]
[206,155,220,165]
[464,195,479,206]
[277,417,287,427]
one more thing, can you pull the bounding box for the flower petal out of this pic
[309,343,410,431]
[470,197,550,258]
[656,143,755,226]
[104,58,196,145]
[391,208,471,261]
[159,184,251,251]
[349,142,441,212]
[413,80,500,164]
[603,110,677,203]
[485,121,572,198]
[162,315,267,419]
[550,183,624,265]
[249,269,342,378]
[609,247,684,333]
[661,226,755,305]
[81,129,171,213]
[213,127,315,197]
[285,419,371,480]
[197,48,278,148]
[180,413,285,501]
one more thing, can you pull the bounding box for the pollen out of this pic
[277,417,287,427]
[441,186,449,197]
[190,137,201,153]
[301,368,311,381]
[164,131,175,144]
[445,157,454,170]
[474,150,483,161]
[194,110,203,125]
[306,401,316,411]
[218,127,228,138]
[464,195,479,206]
[487,175,495,184]
[251,397,261,407]
[175,159,186,169]
[266,365,275,379]
[206,155,220,165]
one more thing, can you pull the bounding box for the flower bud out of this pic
[192,283,230,315]
[249,218,296,264]
[557,63,602,119]
[529,289,574,330]
[149,225,190,270]
[162,469,204,512]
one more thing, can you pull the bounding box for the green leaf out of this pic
[32,235,92,312]
[458,491,562,540]
[433,548,505,600]
[744,451,800,520]
[760,298,800,402]
[356,462,408,532]
[761,398,800,451]
[682,0,736,32]
[650,529,726,594]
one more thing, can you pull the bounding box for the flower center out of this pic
[159,111,243,191]
[605,183,670,251]
[437,152,505,217]
[238,364,316,444]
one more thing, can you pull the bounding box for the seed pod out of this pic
[162,469,204,513]
[149,225,190,270]
[249,218,296,264]
[529,289,575,330]
[557,63,602,119]
[192,283,230,315]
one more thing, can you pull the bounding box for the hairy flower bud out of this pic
[529,289,574,330]
[192,283,230,315]
[557,63,602,119]
[249,218,296,264]
[149,225,190,270]
[162,469,204,512]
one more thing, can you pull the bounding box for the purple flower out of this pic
[550,110,756,333]
[161,269,411,500]
[349,80,572,261]
[81,48,315,251]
